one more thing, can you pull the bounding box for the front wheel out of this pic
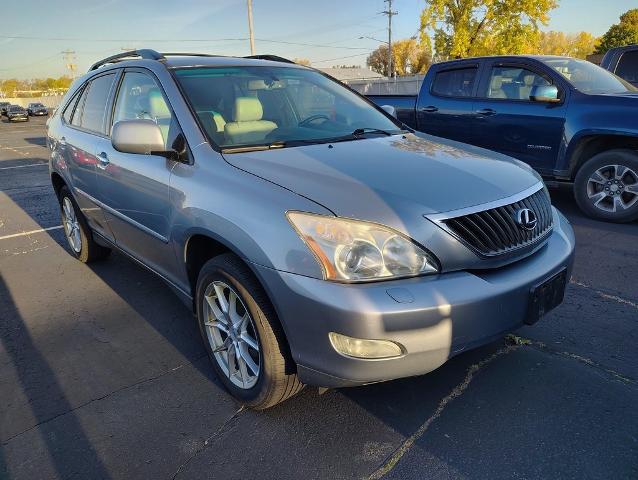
[196,253,303,409]
[574,149,638,223]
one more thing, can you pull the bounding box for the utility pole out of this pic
[61,50,77,79]
[382,0,397,78]
[247,0,255,55]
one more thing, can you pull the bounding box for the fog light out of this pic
[329,332,403,359]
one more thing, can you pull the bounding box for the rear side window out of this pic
[616,50,638,84]
[63,86,84,124]
[70,86,90,127]
[431,67,477,97]
[77,74,115,134]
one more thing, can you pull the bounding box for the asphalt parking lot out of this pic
[0,116,636,480]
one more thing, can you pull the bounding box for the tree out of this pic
[420,0,557,60]
[366,38,432,76]
[595,8,638,53]
[536,31,598,59]
[293,58,311,66]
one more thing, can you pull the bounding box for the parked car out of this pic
[47,50,575,409]
[27,102,49,116]
[6,105,29,122]
[601,44,638,87]
[368,55,638,222]
[0,101,11,116]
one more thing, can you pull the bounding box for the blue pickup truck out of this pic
[367,55,638,222]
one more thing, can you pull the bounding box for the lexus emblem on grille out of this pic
[515,208,538,231]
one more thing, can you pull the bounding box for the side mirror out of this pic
[380,104,397,118]
[530,85,560,103]
[112,119,177,159]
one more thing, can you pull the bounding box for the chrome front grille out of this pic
[441,188,553,257]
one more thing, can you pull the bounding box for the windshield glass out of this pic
[174,66,401,149]
[541,58,637,94]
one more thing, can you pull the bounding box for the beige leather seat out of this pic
[148,88,171,145]
[224,97,277,145]
[488,76,506,98]
[519,74,535,100]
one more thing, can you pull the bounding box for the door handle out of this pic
[96,152,110,170]
[476,108,496,116]
[421,105,438,113]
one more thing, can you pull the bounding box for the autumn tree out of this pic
[420,0,557,60]
[536,31,598,59]
[293,58,311,66]
[595,8,638,53]
[366,38,432,76]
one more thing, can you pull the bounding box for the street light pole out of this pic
[247,0,256,55]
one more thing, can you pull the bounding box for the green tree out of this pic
[595,8,638,53]
[420,0,558,60]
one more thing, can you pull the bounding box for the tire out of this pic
[196,253,303,409]
[574,149,638,223]
[57,185,111,262]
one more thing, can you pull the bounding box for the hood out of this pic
[222,133,541,226]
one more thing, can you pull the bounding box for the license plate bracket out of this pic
[525,269,567,325]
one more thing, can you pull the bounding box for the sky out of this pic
[0,0,635,79]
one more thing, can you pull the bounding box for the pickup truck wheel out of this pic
[57,186,111,262]
[574,149,638,223]
[196,253,303,409]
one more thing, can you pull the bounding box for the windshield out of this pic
[540,58,637,94]
[9,106,23,111]
[174,66,401,149]
[31,103,44,107]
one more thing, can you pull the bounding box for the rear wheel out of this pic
[57,185,111,262]
[574,149,638,223]
[196,253,303,409]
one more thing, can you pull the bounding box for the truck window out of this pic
[431,67,477,98]
[616,50,638,84]
[485,66,551,100]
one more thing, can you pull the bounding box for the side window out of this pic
[112,71,173,148]
[431,67,477,97]
[616,50,638,84]
[62,86,83,124]
[70,86,90,127]
[80,73,116,134]
[486,66,551,100]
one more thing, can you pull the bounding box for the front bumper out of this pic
[32,110,48,116]
[8,115,28,121]
[254,208,575,388]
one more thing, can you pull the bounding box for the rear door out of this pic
[93,68,181,279]
[416,62,480,143]
[60,73,117,240]
[472,61,568,173]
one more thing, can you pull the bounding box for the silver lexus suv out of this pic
[47,50,575,409]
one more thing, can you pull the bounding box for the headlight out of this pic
[287,211,439,282]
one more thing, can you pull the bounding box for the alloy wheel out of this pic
[203,281,261,389]
[62,197,82,253]
[586,164,638,213]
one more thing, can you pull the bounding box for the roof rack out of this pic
[89,49,165,71]
[244,55,295,64]
[89,50,296,72]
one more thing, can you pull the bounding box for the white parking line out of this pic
[0,225,63,241]
[0,163,48,170]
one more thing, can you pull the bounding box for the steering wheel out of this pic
[298,114,330,127]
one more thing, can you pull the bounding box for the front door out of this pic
[472,62,568,174]
[93,70,179,280]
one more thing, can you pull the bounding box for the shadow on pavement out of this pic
[0,276,112,479]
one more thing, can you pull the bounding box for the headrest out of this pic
[234,97,263,122]
[148,88,170,118]
[523,75,535,86]
[490,76,503,89]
